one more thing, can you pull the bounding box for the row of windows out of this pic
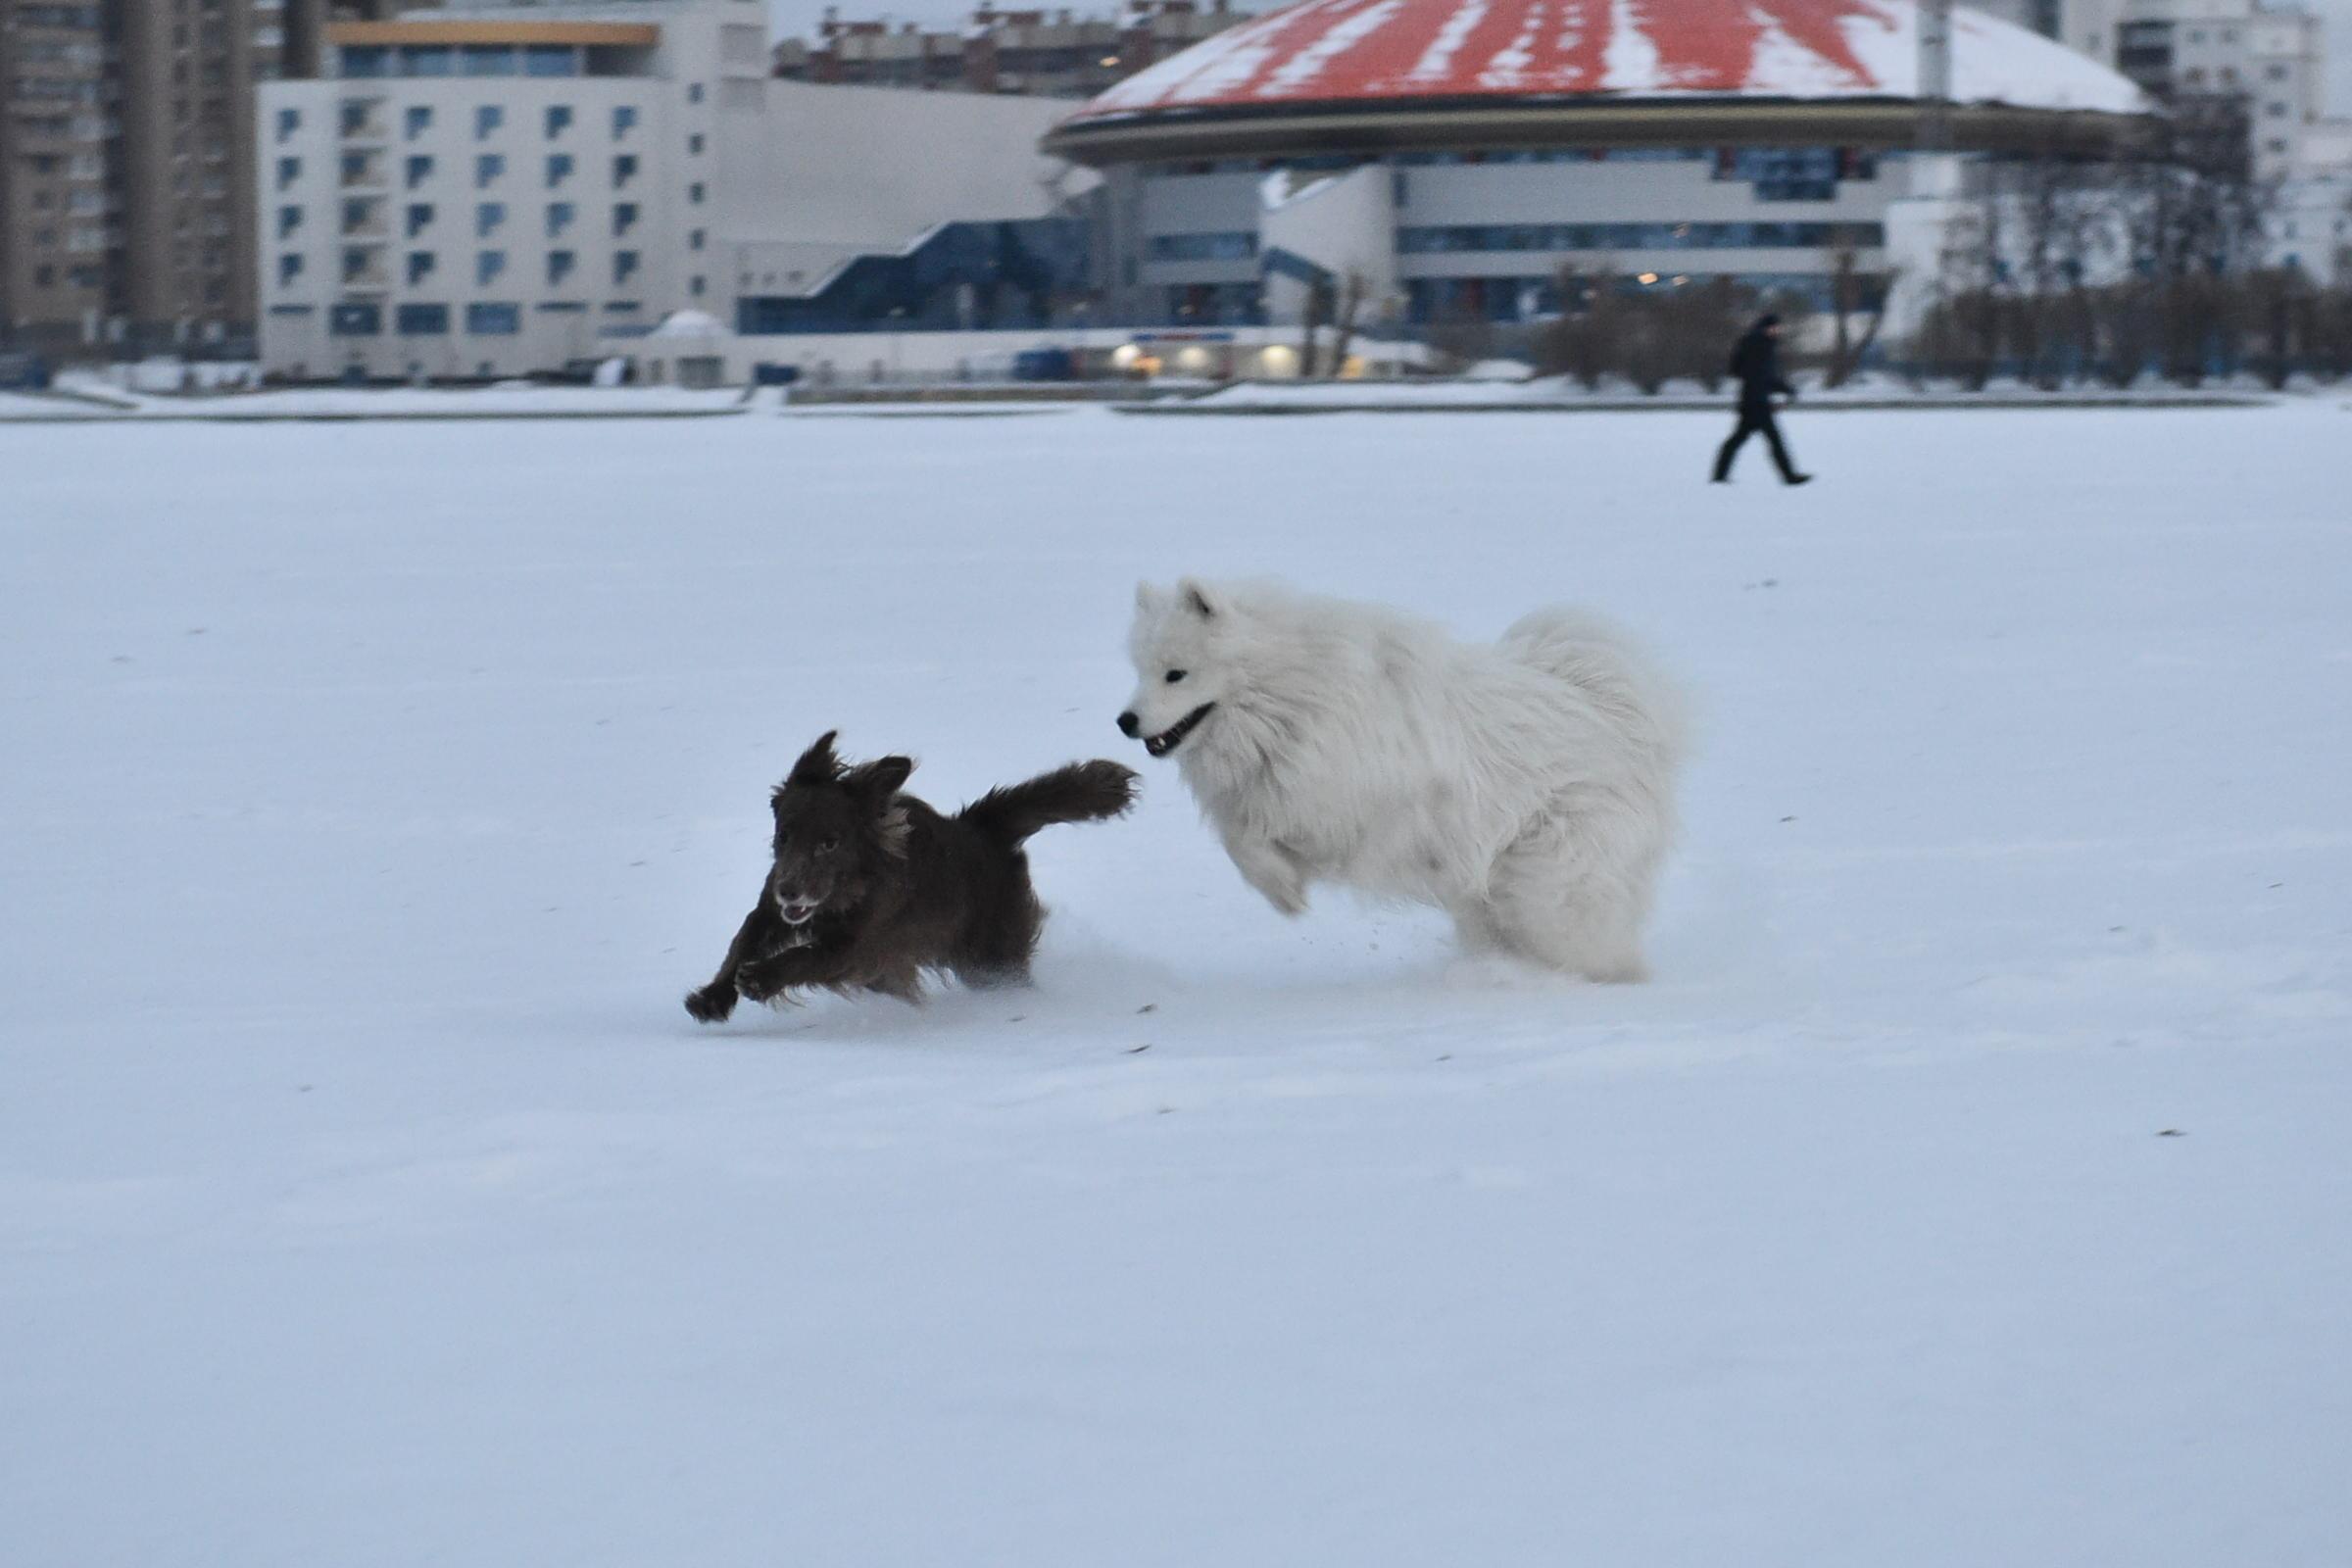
[1396,221,1884,253]
[1152,147,1895,177]
[338,45,586,80]
[1147,231,1257,262]
[285,201,666,242]
[284,103,656,145]
[323,300,647,335]
[291,248,649,288]
[274,153,696,200]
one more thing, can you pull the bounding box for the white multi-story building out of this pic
[1975,0,2341,182]
[258,0,1090,380]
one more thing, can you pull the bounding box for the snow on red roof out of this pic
[1068,0,2145,120]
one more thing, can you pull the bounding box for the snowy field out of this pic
[5,404,2349,1566]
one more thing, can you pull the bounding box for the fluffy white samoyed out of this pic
[1119,578,1686,981]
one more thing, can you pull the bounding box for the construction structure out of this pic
[771,2,1246,99]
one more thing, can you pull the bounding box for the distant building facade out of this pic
[1,0,416,359]
[772,2,1245,98]
[256,0,1094,381]
[1973,0,2341,182]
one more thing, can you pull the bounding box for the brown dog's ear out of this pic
[788,730,843,786]
[849,755,913,801]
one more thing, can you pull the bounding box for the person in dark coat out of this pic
[1712,314,1812,485]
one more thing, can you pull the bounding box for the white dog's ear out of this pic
[1178,577,1218,619]
[1135,580,1165,612]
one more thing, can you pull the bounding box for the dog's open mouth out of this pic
[779,901,818,926]
[1144,703,1215,759]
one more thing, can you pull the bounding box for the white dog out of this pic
[1118,578,1685,981]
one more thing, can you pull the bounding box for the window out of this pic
[340,151,372,185]
[405,154,432,189]
[339,99,373,136]
[276,156,301,190]
[523,44,575,76]
[613,202,639,236]
[546,201,575,237]
[613,250,639,285]
[546,153,573,188]
[467,302,520,335]
[688,82,705,104]
[475,201,506,237]
[275,107,299,142]
[405,202,433,237]
[277,253,304,285]
[475,153,504,188]
[688,132,704,155]
[612,105,637,139]
[396,302,450,335]
[404,104,431,140]
[277,205,303,238]
[545,104,572,138]
[340,196,376,232]
[406,250,435,285]
[341,46,388,79]
[475,104,504,139]
[690,227,706,252]
[329,302,381,336]
[476,250,506,286]
[688,181,704,205]
[342,248,375,282]
[613,155,639,188]
[463,46,520,78]
[548,249,576,284]
[690,274,706,297]
[402,45,456,76]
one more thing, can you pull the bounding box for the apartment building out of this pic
[1975,0,2338,181]
[1,0,417,358]
[257,0,1089,380]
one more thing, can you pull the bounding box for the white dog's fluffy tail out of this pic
[1496,607,1690,771]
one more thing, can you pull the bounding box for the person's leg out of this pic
[1712,411,1756,480]
[1760,410,1805,483]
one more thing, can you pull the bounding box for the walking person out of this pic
[1712,314,1812,486]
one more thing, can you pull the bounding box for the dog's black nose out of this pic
[1116,710,1140,737]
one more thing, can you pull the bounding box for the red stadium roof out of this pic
[1065,0,2145,122]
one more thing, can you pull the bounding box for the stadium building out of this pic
[1042,0,2152,329]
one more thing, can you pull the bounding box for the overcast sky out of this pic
[764,0,2352,121]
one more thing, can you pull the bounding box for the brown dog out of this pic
[686,732,1137,1019]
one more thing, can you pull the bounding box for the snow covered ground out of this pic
[5,403,2349,1566]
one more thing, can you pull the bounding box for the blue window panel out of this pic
[276,205,302,238]
[277,254,304,285]
[404,105,432,140]
[613,155,639,188]
[329,303,382,336]
[462,46,519,77]
[474,104,504,139]
[612,105,638,139]
[475,154,504,189]
[523,45,577,76]
[546,153,573,188]
[546,105,572,138]
[475,202,506,237]
[339,46,388,78]
[405,155,432,189]
[275,108,300,142]
[546,201,574,238]
[405,203,432,237]
[467,302,521,335]
[1147,231,1256,263]
[396,303,451,335]
[476,251,507,286]
[276,157,301,190]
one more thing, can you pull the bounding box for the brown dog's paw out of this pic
[683,985,736,1024]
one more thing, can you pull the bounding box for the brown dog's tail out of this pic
[959,760,1139,845]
